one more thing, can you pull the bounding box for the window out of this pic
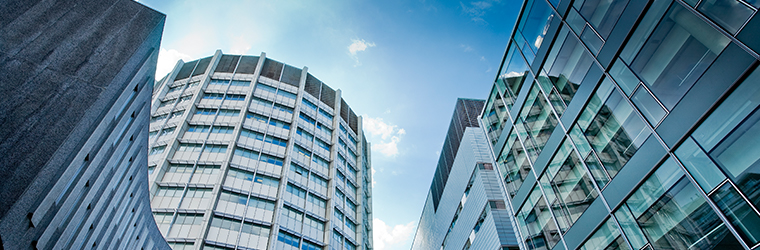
[195,108,216,115]
[286,183,306,198]
[178,143,203,152]
[218,109,240,116]
[230,80,250,87]
[240,129,264,141]
[187,81,200,88]
[307,193,326,208]
[278,90,297,99]
[282,205,303,222]
[304,215,325,230]
[156,187,184,197]
[150,114,168,123]
[170,110,184,119]
[178,95,193,104]
[317,123,332,135]
[158,99,175,108]
[228,168,254,181]
[302,240,321,250]
[234,147,259,159]
[219,191,247,205]
[210,216,241,232]
[160,127,176,136]
[203,144,227,153]
[241,222,270,237]
[315,138,329,151]
[296,128,314,141]
[335,188,345,202]
[211,126,234,134]
[275,103,293,113]
[224,94,246,101]
[167,164,194,173]
[256,83,277,93]
[334,209,344,223]
[339,124,348,136]
[336,171,346,184]
[270,118,291,130]
[175,213,204,225]
[246,112,268,123]
[187,125,210,133]
[254,175,279,187]
[154,212,173,224]
[294,145,312,159]
[209,79,228,85]
[202,93,224,100]
[346,200,357,214]
[312,155,329,169]
[310,174,327,188]
[166,85,182,94]
[302,99,318,111]
[277,231,299,248]
[248,196,275,211]
[150,145,166,155]
[185,188,212,198]
[260,153,284,166]
[299,113,316,125]
[149,130,158,139]
[291,163,308,176]
[264,135,287,147]
[252,97,273,107]
[195,164,220,174]
[318,108,333,120]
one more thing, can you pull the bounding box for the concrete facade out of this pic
[412,99,519,250]
[0,0,168,249]
[147,51,374,250]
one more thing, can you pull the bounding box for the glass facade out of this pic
[148,52,374,250]
[483,0,760,249]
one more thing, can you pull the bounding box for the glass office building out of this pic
[148,51,373,250]
[412,99,519,250]
[482,0,760,249]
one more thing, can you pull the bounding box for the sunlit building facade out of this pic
[412,99,519,250]
[482,0,760,249]
[148,51,373,250]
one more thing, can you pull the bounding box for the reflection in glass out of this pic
[579,218,630,250]
[710,183,760,246]
[609,59,640,96]
[498,45,532,107]
[483,87,510,145]
[518,0,555,53]
[674,138,726,192]
[498,129,533,198]
[541,28,593,116]
[626,157,683,218]
[614,205,649,249]
[519,84,559,161]
[711,107,760,209]
[574,0,630,38]
[539,139,598,231]
[581,78,651,182]
[581,25,604,54]
[698,0,754,34]
[517,186,561,250]
[631,86,666,125]
[629,3,730,109]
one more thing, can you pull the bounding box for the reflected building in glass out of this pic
[482,0,760,249]
[411,99,520,250]
[147,50,374,250]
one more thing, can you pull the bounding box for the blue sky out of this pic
[138,0,521,248]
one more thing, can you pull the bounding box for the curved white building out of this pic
[148,50,373,250]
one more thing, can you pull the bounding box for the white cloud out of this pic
[460,0,501,23]
[363,116,405,158]
[371,168,377,187]
[373,218,415,250]
[460,44,473,52]
[480,56,486,61]
[229,34,252,55]
[156,48,192,79]
[348,39,375,66]
[349,39,376,55]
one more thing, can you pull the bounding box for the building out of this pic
[411,99,519,250]
[0,0,168,249]
[147,51,374,250]
[482,0,760,249]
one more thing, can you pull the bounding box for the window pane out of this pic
[574,0,630,38]
[709,183,760,246]
[629,3,730,109]
[578,218,629,250]
[631,86,666,125]
[674,138,726,192]
[518,0,555,53]
[698,0,754,34]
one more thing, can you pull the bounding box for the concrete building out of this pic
[0,0,168,249]
[147,51,374,250]
[411,99,519,250]
[482,0,760,249]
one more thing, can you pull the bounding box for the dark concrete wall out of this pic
[0,0,167,249]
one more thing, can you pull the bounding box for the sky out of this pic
[138,0,521,249]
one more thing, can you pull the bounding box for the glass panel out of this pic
[499,44,532,104]
[583,78,651,180]
[614,205,649,249]
[619,0,675,63]
[711,107,760,209]
[566,8,586,35]
[542,28,593,115]
[575,0,630,38]
[519,84,559,161]
[674,138,726,192]
[626,157,683,218]
[483,87,510,145]
[539,139,598,231]
[636,177,741,249]
[517,186,561,250]
[608,59,640,96]
[518,0,556,53]
[698,0,754,34]
[579,218,630,250]
[498,129,533,198]
[692,68,760,151]
[584,151,610,189]
[631,86,667,125]
[581,25,604,55]
[710,183,760,246]
[629,3,730,109]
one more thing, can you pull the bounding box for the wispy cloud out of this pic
[156,48,192,79]
[373,218,416,250]
[348,39,375,66]
[460,0,500,24]
[460,44,473,52]
[363,116,405,157]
